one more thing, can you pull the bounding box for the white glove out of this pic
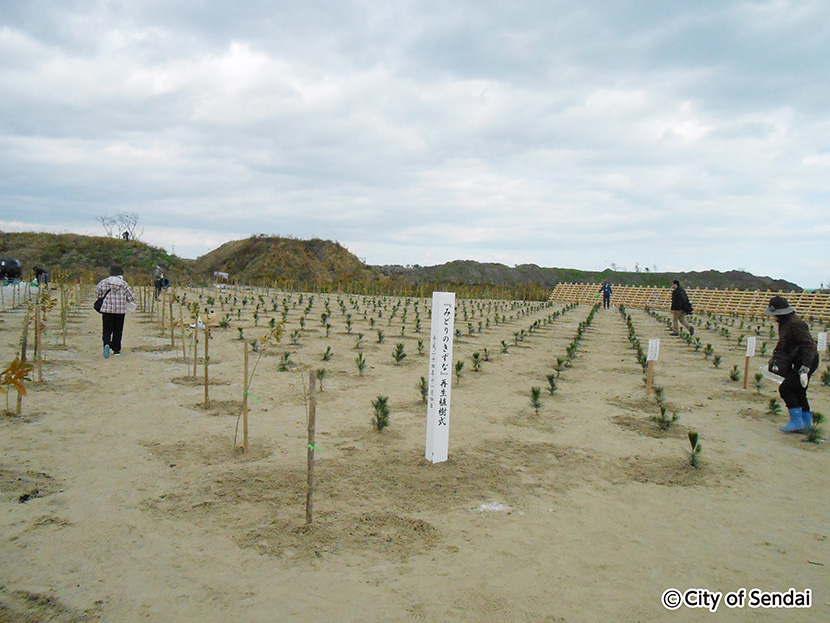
[799,366,810,388]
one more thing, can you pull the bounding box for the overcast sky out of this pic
[1,1,828,287]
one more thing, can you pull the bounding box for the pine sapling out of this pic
[767,398,782,417]
[653,405,679,430]
[754,373,764,394]
[729,365,741,382]
[392,343,407,365]
[316,368,327,391]
[454,360,464,385]
[688,431,702,468]
[471,352,482,372]
[546,373,557,396]
[356,352,366,375]
[529,386,542,415]
[418,376,428,403]
[371,395,390,431]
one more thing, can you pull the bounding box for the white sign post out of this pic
[818,332,828,353]
[743,336,757,390]
[425,292,455,464]
[646,339,660,395]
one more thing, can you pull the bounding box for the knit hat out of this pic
[764,295,794,316]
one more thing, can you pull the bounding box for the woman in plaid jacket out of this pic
[95,264,136,358]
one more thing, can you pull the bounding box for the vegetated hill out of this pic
[1,231,802,294]
[191,235,380,286]
[375,260,802,292]
[0,231,188,283]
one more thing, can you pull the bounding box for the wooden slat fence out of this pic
[549,283,830,323]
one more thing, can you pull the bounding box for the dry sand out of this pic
[1,288,828,622]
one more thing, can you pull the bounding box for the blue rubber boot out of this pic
[801,411,813,432]
[103,344,110,359]
[780,407,803,433]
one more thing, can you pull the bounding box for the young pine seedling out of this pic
[371,395,390,431]
[315,368,327,391]
[392,343,407,366]
[754,373,764,394]
[729,365,741,382]
[712,354,723,369]
[703,344,714,359]
[418,376,428,403]
[417,339,424,355]
[454,360,464,385]
[767,398,782,417]
[322,345,333,361]
[501,340,509,354]
[688,431,702,468]
[529,386,542,415]
[471,352,482,372]
[546,373,557,396]
[804,412,824,443]
[356,352,366,376]
[653,405,679,430]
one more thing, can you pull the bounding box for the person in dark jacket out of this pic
[599,282,612,309]
[765,296,819,433]
[670,280,695,336]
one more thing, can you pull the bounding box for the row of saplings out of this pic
[627,305,825,449]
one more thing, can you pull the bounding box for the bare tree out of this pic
[96,212,143,240]
[96,215,118,237]
[116,212,143,241]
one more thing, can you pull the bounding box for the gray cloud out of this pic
[1,0,829,287]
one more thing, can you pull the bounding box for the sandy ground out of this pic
[1,287,828,623]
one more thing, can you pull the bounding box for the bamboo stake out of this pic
[306,370,317,526]
[169,296,175,347]
[241,340,249,453]
[645,360,654,395]
[192,313,199,377]
[35,294,42,383]
[160,291,166,332]
[203,326,210,408]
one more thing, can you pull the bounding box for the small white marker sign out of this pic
[746,336,757,358]
[818,332,828,353]
[425,292,455,464]
[647,339,660,361]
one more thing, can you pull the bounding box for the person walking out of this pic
[153,265,165,300]
[95,264,136,358]
[599,282,613,309]
[765,296,819,433]
[670,280,695,336]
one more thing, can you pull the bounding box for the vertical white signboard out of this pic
[425,292,455,464]
[746,336,757,358]
[818,332,828,353]
[647,339,660,361]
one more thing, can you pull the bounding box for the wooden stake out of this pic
[242,340,249,453]
[743,356,751,390]
[306,370,317,526]
[192,317,199,378]
[169,296,175,347]
[203,326,211,408]
[34,294,43,383]
[646,360,654,395]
